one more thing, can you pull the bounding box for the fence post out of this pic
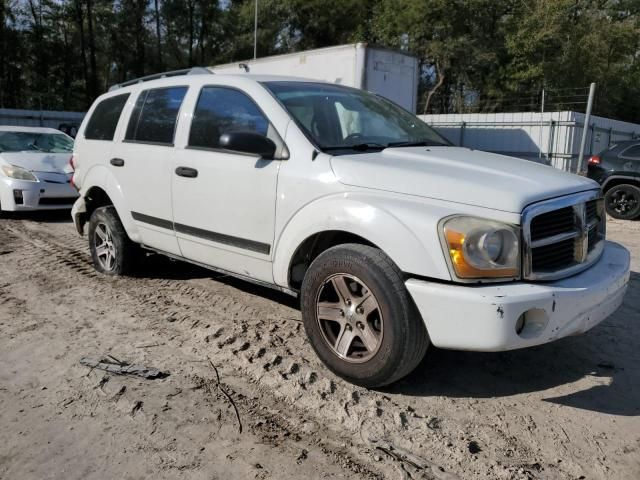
[577,82,596,174]
[459,121,466,147]
[547,120,556,164]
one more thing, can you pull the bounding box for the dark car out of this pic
[587,139,640,220]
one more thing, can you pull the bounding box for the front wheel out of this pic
[605,184,640,220]
[300,244,429,388]
[88,206,139,275]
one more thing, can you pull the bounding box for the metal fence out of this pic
[0,108,85,130]
[421,113,640,173]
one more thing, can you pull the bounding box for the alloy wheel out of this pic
[608,187,639,215]
[94,222,117,271]
[315,274,384,363]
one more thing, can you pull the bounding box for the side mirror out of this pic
[219,131,277,159]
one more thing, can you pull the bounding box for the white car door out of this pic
[111,85,189,255]
[171,85,282,283]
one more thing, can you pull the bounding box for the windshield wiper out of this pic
[386,140,448,148]
[322,143,386,152]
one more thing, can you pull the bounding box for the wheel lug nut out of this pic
[346,299,352,306]
[356,322,364,329]
[346,324,352,331]
[339,310,345,317]
[356,307,364,314]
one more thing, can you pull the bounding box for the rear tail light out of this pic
[588,155,601,165]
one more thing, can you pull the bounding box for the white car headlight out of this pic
[1,165,38,181]
[440,216,520,280]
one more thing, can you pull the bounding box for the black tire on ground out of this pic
[300,243,429,388]
[605,184,640,220]
[88,206,139,275]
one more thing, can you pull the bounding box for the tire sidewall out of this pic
[605,184,640,220]
[301,245,419,387]
[88,207,128,275]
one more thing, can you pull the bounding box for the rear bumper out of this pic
[0,177,78,211]
[71,196,87,235]
[406,241,630,351]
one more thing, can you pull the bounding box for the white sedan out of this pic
[0,126,79,212]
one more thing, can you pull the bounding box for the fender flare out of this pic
[80,165,142,243]
[272,194,452,288]
[601,174,640,191]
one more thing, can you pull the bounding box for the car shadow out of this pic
[2,209,73,223]
[133,253,300,309]
[385,271,640,417]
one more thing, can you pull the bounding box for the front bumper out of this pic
[0,177,78,211]
[406,241,630,351]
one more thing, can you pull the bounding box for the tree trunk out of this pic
[74,0,89,105]
[154,0,162,69]
[134,0,145,76]
[188,0,195,66]
[85,0,98,100]
[423,61,445,115]
[0,0,5,107]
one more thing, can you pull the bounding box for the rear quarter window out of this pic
[84,93,130,140]
[125,87,188,145]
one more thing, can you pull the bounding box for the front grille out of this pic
[39,197,77,206]
[530,206,575,241]
[531,237,576,272]
[524,192,605,280]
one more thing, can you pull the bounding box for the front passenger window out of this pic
[189,87,269,150]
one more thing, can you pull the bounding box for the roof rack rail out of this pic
[108,67,213,91]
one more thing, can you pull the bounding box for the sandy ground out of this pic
[0,213,638,480]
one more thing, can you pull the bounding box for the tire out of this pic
[88,206,139,275]
[605,184,640,220]
[300,243,429,388]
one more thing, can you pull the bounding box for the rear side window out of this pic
[188,86,269,150]
[620,144,640,159]
[125,87,188,145]
[84,93,129,140]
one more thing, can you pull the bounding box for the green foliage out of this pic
[1,0,638,122]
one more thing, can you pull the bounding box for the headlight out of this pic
[440,216,520,280]
[1,165,38,181]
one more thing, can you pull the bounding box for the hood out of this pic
[0,151,72,175]
[330,147,599,213]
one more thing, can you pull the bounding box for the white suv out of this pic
[71,68,630,387]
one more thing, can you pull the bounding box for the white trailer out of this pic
[210,43,420,113]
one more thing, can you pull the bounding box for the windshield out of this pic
[264,81,450,153]
[0,131,74,153]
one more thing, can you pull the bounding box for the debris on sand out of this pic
[79,355,169,379]
[376,444,462,480]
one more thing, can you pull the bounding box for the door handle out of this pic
[175,166,198,178]
[110,158,125,167]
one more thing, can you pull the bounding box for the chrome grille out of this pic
[523,191,605,281]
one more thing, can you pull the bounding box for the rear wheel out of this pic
[300,244,429,388]
[605,184,640,220]
[88,206,139,275]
